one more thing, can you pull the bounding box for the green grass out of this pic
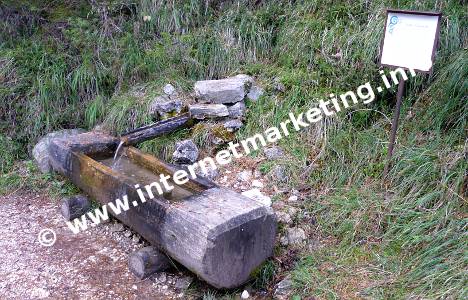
[0,160,80,197]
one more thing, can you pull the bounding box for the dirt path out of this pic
[0,192,188,300]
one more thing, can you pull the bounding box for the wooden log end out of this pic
[61,195,90,221]
[128,246,172,279]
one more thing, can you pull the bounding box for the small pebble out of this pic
[241,290,250,299]
[251,180,264,188]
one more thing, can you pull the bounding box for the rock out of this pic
[288,195,298,202]
[275,211,292,224]
[273,77,286,92]
[33,129,85,173]
[274,275,293,298]
[61,195,91,221]
[283,227,306,245]
[242,189,272,207]
[173,139,199,164]
[189,104,229,119]
[237,170,253,182]
[269,165,287,182]
[156,272,167,283]
[163,83,176,96]
[128,247,171,279]
[194,74,253,104]
[132,234,140,243]
[195,164,219,181]
[251,179,264,188]
[212,136,224,145]
[235,74,255,85]
[241,290,250,299]
[223,119,243,132]
[110,223,125,232]
[149,95,183,119]
[174,276,193,290]
[264,146,284,160]
[247,85,264,101]
[254,169,262,178]
[124,230,132,238]
[288,207,299,218]
[227,102,246,118]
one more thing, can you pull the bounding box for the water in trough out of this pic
[100,155,194,201]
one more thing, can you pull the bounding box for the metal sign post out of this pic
[379,9,441,179]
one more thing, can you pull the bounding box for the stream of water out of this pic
[112,140,125,168]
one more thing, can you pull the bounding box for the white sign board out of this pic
[380,10,441,72]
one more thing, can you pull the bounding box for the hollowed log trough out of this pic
[48,131,277,289]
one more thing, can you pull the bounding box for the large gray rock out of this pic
[247,85,264,101]
[32,129,85,173]
[194,74,253,104]
[195,164,219,181]
[189,104,229,119]
[149,95,183,119]
[227,102,246,118]
[173,139,199,164]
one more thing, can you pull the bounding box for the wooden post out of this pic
[128,246,171,279]
[61,195,91,221]
[383,80,405,178]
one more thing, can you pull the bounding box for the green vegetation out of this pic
[1,0,466,299]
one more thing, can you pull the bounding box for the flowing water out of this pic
[112,140,125,168]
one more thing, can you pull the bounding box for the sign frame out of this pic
[379,9,442,74]
[380,9,442,179]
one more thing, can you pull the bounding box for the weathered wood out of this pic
[128,246,171,279]
[48,132,277,289]
[61,195,91,221]
[121,113,191,146]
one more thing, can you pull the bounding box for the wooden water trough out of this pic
[48,128,277,289]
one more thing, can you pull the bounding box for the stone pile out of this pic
[189,74,263,132]
[148,75,264,135]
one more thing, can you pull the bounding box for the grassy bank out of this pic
[1,0,466,298]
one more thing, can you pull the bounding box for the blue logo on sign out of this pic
[388,16,399,34]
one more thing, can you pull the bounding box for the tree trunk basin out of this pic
[48,132,277,288]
